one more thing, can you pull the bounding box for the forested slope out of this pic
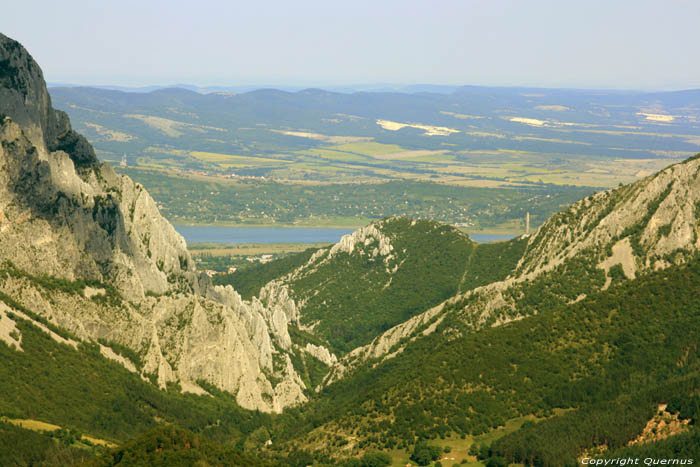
[267,254,700,464]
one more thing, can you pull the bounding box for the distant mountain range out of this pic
[47,81,700,96]
[46,82,475,95]
[48,82,700,190]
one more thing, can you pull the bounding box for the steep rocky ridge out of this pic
[0,33,306,412]
[0,33,95,165]
[245,217,482,356]
[225,217,527,392]
[323,154,700,385]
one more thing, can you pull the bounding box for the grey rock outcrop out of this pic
[0,33,96,166]
[0,33,306,412]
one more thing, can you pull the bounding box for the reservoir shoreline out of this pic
[174,225,516,245]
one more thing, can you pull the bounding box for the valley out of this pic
[1,31,700,467]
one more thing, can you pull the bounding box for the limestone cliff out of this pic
[0,33,95,165]
[0,33,305,412]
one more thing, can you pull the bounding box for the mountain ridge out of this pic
[318,152,700,385]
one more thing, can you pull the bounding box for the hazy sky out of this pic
[3,0,699,89]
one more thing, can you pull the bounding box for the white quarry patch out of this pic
[99,344,137,373]
[509,117,548,127]
[375,119,459,136]
[0,303,22,351]
[269,129,371,144]
[638,112,674,122]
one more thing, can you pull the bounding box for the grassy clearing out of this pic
[401,152,455,163]
[1,417,117,447]
[383,414,545,466]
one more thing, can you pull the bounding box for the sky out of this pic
[3,0,700,90]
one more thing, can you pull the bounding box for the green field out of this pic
[331,142,405,156]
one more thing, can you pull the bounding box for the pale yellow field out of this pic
[513,135,591,145]
[638,112,675,122]
[399,152,455,163]
[372,149,449,161]
[466,130,506,139]
[1,417,117,447]
[440,110,486,120]
[535,105,570,111]
[270,129,371,144]
[508,116,548,127]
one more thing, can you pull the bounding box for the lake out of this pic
[174,225,517,245]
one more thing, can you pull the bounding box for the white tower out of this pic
[526,212,530,235]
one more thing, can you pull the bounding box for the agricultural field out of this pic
[51,86,699,189]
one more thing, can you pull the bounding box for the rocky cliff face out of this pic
[0,33,96,165]
[0,33,306,412]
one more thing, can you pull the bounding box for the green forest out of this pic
[262,254,700,465]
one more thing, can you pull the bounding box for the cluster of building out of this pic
[202,266,238,277]
[199,254,274,277]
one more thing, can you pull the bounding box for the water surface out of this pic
[174,225,354,245]
[174,225,518,245]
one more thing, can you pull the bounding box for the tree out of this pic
[410,441,442,466]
